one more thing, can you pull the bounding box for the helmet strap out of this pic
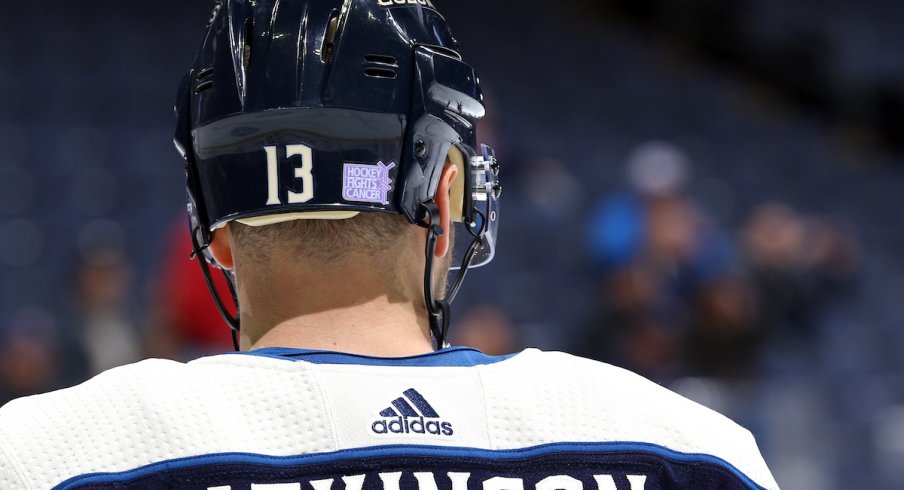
[418,201,451,349]
[190,226,242,351]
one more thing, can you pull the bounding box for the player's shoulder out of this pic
[493,348,743,428]
[496,348,754,434]
[482,348,777,489]
[0,358,185,485]
[0,352,283,423]
[0,358,181,424]
[0,351,338,489]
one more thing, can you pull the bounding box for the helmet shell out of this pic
[174,0,485,239]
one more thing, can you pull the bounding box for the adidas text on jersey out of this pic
[371,388,454,436]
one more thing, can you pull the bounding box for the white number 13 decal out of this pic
[264,144,314,205]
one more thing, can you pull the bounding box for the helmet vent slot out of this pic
[195,65,215,94]
[196,66,215,80]
[242,18,254,70]
[321,10,340,63]
[363,54,398,79]
[363,54,398,67]
[195,80,214,94]
[363,68,397,79]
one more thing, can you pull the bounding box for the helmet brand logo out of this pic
[377,0,437,9]
[343,162,396,205]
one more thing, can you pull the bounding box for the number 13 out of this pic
[264,144,314,205]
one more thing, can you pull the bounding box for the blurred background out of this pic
[0,0,903,488]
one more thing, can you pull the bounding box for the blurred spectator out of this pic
[582,159,861,385]
[588,141,736,275]
[0,308,60,404]
[741,202,860,339]
[581,141,743,381]
[146,219,235,361]
[69,246,141,375]
[580,263,684,380]
[686,273,763,379]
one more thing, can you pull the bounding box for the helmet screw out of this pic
[415,139,428,158]
[490,156,500,175]
[492,183,503,199]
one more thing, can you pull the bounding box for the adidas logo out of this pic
[371,388,454,436]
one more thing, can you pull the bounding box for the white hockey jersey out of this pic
[0,347,779,490]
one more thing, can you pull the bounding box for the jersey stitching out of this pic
[193,356,306,372]
[473,363,496,451]
[217,347,519,366]
[309,363,343,452]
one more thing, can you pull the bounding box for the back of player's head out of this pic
[173,0,501,347]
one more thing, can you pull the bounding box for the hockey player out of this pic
[0,1,778,489]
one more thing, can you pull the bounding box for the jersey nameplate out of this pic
[208,471,648,490]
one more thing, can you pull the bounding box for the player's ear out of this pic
[208,226,235,270]
[433,161,459,259]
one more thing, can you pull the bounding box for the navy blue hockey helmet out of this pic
[173,0,500,348]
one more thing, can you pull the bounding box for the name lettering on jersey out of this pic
[371,388,454,436]
[377,0,437,9]
[207,471,648,490]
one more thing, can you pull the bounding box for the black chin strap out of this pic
[418,202,451,349]
[189,228,241,351]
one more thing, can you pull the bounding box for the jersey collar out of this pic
[230,346,515,367]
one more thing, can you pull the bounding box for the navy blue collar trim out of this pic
[229,346,516,367]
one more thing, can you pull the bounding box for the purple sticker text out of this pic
[342,161,396,205]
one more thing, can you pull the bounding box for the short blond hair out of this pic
[228,210,453,300]
[228,212,411,264]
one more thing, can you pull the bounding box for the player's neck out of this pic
[241,302,434,356]
[235,257,434,356]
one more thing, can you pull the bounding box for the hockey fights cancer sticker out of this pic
[343,161,396,205]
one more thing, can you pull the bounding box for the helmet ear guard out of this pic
[175,72,242,349]
[404,46,501,346]
[447,146,466,223]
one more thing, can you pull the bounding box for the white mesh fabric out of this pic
[0,356,333,490]
[477,350,778,489]
[0,439,26,489]
[0,349,778,490]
